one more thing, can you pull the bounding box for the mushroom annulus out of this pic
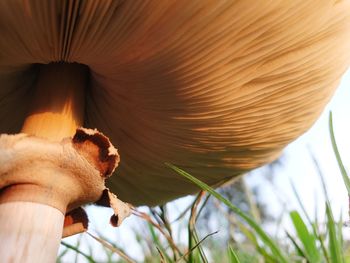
[0,1,349,262]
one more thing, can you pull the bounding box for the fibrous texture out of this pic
[0,128,131,236]
[0,1,349,205]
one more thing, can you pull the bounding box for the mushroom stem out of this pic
[0,202,64,263]
[22,62,87,140]
[0,63,88,262]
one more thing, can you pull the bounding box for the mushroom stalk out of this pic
[0,63,88,262]
[22,63,87,140]
[0,203,64,262]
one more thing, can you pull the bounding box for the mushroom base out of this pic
[0,202,64,263]
[0,128,131,261]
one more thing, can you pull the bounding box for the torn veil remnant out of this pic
[96,189,133,227]
[0,128,131,237]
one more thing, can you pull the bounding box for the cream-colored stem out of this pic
[0,203,64,263]
[0,62,87,262]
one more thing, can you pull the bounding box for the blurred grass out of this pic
[58,112,350,262]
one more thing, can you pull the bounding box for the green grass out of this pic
[58,112,350,262]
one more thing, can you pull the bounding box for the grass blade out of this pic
[236,221,275,262]
[176,231,218,263]
[329,112,350,194]
[57,247,69,262]
[166,163,288,263]
[329,112,350,227]
[285,231,307,260]
[326,202,343,263]
[148,223,172,262]
[228,246,241,263]
[188,191,208,263]
[290,180,330,262]
[156,247,168,263]
[289,210,320,263]
[337,214,345,263]
[61,241,95,263]
[86,232,136,263]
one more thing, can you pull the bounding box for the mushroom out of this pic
[0,0,350,261]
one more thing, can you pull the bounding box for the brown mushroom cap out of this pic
[0,1,350,206]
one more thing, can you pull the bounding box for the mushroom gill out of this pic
[0,0,349,206]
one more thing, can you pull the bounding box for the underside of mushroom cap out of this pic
[0,1,350,206]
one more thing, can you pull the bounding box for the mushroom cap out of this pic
[0,1,350,206]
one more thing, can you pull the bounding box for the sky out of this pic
[61,68,350,261]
